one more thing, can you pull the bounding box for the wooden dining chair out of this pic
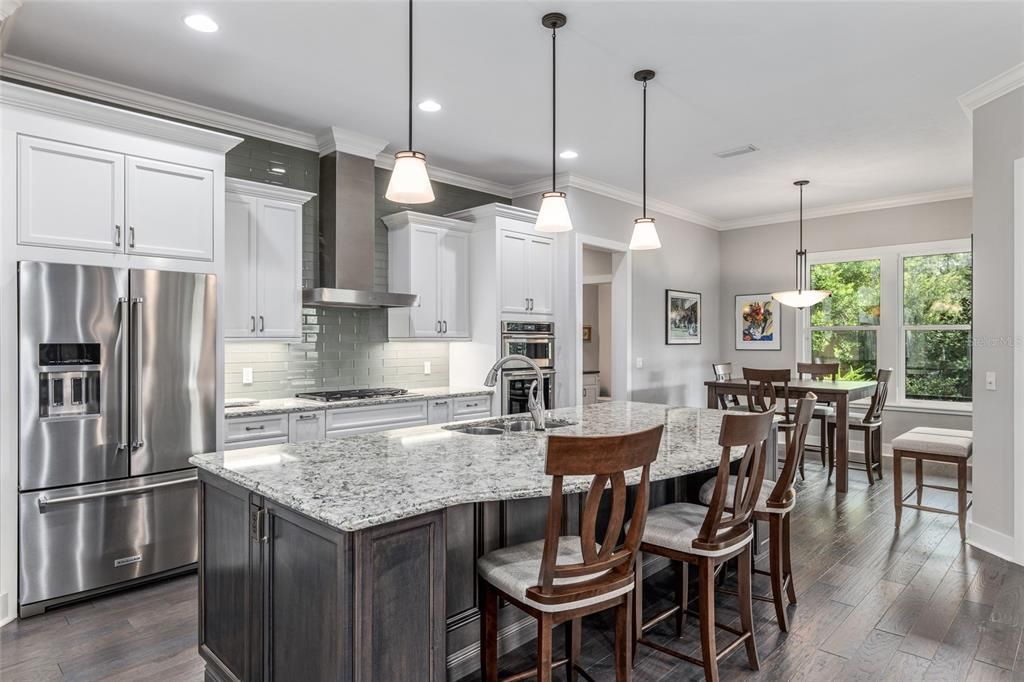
[633,411,774,682]
[794,362,839,468]
[742,367,795,456]
[699,394,816,632]
[827,368,893,485]
[711,362,743,410]
[478,426,664,682]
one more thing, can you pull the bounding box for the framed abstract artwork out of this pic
[666,290,701,345]
[735,294,780,350]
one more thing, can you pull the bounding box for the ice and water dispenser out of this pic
[37,343,101,419]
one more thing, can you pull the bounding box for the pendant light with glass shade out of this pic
[534,12,573,233]
[771,180,831,308]
[385,0,435,204]
[629,70,661,250]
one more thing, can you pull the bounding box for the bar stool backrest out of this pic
[862,368,893,425]
[696,411,773,552]
[768,394,816,509]
[526,425,664,607]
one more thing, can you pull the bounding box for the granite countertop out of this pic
[224,386,494,418]
[194,401,746,532]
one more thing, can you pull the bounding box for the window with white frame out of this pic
[800,239,972,410]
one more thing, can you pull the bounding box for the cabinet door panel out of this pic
[527,237,554,314]
[126,157,213,260]
[409,226,442,337]
[288,412,326,443]
[224,194,255,338]
[440,231,470,338]
[500,231,529,314]
[256,200,302,339]
[18,135,123,253]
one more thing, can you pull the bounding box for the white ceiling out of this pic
[4,0,1022,224]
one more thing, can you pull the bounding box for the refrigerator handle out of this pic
[131,296,145,451]
[117,297,130,452]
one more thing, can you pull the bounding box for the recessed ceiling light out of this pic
[418,100,442,112]
[184,14,219,33]
[559,150,578,159]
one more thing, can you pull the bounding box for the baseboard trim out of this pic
[967,521,1019,564]
[447,613,536,680]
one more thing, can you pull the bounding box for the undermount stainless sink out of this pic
[444,417,577,436]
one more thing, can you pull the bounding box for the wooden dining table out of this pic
[704,378,878,495]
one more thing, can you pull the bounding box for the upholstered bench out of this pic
[891,427,973,541]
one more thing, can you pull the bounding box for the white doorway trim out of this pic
[574,234,632,405]
[1014,157,1024,564]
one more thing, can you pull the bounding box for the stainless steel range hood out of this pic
[303,150,418,309]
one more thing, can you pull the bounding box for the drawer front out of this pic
[223,436,288,451]
[427,399,452,425]
[453,395,491,417]
[326,400,428,437]
[289,411,326,443]
[456,410,492,423]
[225,415,289,445]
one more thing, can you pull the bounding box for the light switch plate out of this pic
[242,367,254,385]
[635,357,644,369]
[424,361,431,375]
[986,371,996,391]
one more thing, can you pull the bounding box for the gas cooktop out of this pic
[295,388,413,403]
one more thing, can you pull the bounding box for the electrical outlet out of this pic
[635,357,644,369]
[423,361,431,375]
[986,371,997,391]
[242,367,254,385]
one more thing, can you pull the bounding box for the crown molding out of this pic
[0,80,242,153]
[374,151,515,197]
[226,177,316,204]
[511,173,722,229]
[958,62,1024,122]
[316,126,388,159]
[718,185,973,231]
[380,210,473,232]
[0,0,22,22]
[446,203,538,223]
[1,54,319,150]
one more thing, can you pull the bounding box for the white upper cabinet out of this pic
[18,136,125,253]
[125,157,214,260]
[384,212,473,340]
[224,178,314,341]
[499,229,554,316]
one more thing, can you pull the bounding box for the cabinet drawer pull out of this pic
[464,402,479,408]
[442,320,448,334]
[128,226,136,249]
[434,401,448,407]
[114,225,122,247]
[297,414,318,421]
[436,320,441,333]
[250,316,256,333]
[245,425,266,431]
[259,315,265,333]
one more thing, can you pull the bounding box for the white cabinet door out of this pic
[17,135,124,253]
[409,226,442,338]
[526,237,554,314]
[440,231,470,338]
[427,398,452,425]
[500,230,529,314]
[224,194,256,338]
[126,157,214,261]
[256,200,302,339]
[289,411,326,443]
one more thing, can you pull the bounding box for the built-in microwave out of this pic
[500,321,555,369]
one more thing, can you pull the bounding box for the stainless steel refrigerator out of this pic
[18,261,217,617]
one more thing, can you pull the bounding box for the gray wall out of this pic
[516,188,722,407]
[717,197,974,447]
[971,87,1024,544]
[582,284,600,372]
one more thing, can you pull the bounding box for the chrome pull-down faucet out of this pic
[484,354,546,431]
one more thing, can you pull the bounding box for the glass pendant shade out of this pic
[629,217,661,250]
[385,151,434,204]
[535,191,573,233]
[771,289,831,309]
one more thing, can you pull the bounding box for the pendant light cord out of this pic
[551,24,557,192]
[642,78,648,218]
[797,182,805,291]
[407,0,413,150]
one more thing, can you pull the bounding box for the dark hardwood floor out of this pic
[2,462,1020,681]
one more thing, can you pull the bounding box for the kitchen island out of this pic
[192,401,776,682]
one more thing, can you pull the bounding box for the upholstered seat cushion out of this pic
[891,427,973,458]
[697,476,794,514]
[477,537,632,613]
[637,502,750,557]
[786,403,835,417]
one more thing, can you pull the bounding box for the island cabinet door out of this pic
[261,500,353,682]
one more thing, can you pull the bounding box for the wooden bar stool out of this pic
[792,362,838,469]
[698,395,816,632]
[826,368,892,484]
[633,410,774,682]
[711,362,744,411]
[477,426,664,682]
[742,368,796,467]
[892,427,973,541]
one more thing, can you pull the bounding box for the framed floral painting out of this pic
[735,294,780,350]
[666,290,701,345]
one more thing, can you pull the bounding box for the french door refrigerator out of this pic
[18,261,216,617]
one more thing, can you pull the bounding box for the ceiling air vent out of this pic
[714,144,759,159]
